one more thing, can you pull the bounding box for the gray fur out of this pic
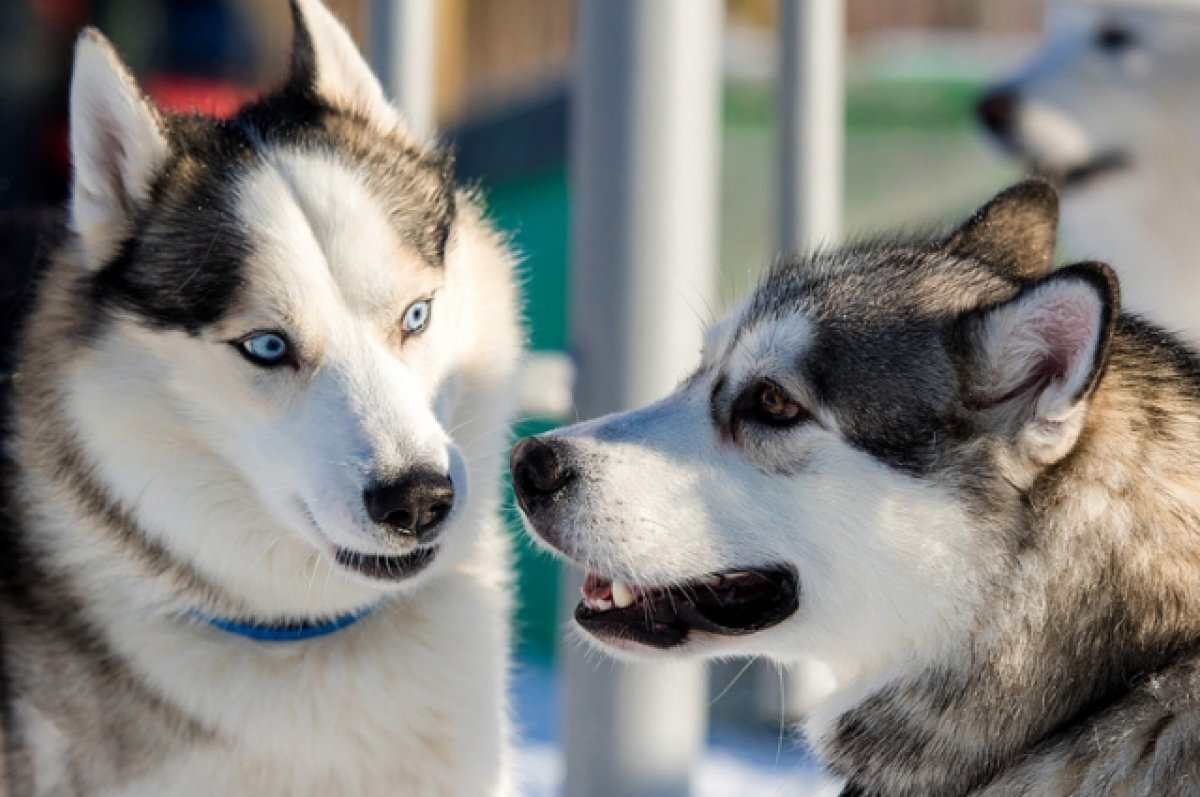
[767,187,1200,794]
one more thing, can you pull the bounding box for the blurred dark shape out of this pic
[977,87,1016,140]
[0,207,63,375]
[30,0,89,29]
[448,87,566,184]
[1095,20,1136,52]
[0,0,255,211]
[158,0,254,79]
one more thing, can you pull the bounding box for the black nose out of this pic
[364,470,454,542]
[510,437,574,512]
[977,88,1017,138]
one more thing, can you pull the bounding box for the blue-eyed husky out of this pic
[0,1,520,793]
[515,181,1200,795]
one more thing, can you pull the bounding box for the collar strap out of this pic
[192,601,381,642]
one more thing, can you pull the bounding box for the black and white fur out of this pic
[0,1,521,793]
[515,181,1200,795]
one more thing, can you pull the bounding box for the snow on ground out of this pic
[511,656,842,796]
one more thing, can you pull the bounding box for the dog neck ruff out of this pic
[193,601,381,642]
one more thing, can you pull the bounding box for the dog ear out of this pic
[943,179,1059,280]
[69,29,171,270]
[957,262,1119,465]
[287,0,404,134]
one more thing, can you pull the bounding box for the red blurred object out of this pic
[145,76,255,119]
[30,0,89,29]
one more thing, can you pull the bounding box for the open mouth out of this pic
[334,546,438,581]
[574,567,799,649]
[1032,150,1129,190]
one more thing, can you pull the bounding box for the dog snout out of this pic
[977,88,1017,138]
[511,436,575,513]
[364,470,455,543]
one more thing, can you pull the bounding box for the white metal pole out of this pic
[369,0,437,138]
[760,0,845,722]
[563,1,723,795]
[778,0,844,254]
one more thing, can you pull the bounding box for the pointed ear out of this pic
[70,29,170,269]
[943,179,1059,280]
[958,262,1119,465]
[287,0,403,133]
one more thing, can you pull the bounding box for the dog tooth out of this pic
[612,580,636,609]
[584,597,613,612]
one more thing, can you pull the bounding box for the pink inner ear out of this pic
[1033,294,1097,383]
[92,124,132,216]
[969,282,1102,413]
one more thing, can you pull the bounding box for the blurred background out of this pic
[0,0,1035,233]
[6,0,1188,794]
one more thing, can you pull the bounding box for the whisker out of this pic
[709,658,756,708]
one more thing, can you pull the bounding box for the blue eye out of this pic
[402,299,432,335]
[238,332,291,367]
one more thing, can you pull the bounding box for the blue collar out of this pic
[192,601,381,642]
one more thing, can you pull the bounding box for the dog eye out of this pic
[1096,23,1135,52]
[402,299,432,335]
[755,383,801,422]
[732,380,808,430]
[236,331,291,367]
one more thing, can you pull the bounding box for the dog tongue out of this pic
[582,572,613,601]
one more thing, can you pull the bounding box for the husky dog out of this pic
[978,2,1200,345]
[0,1,520,793]
[514,181,1200,795]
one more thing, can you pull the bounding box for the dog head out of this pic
[513,182,1118,689]
[57,0,491,608]
[977,3,1200,190]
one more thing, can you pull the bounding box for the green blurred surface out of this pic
[480,174,570,657]
[483,169,572,353]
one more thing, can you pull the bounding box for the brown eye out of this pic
[755,382,800,421]
[729,380,808,435]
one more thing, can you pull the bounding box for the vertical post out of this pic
[777,0,844,255]
[563,1,723,795]
[761,0,845,722]
[369,0,437,138]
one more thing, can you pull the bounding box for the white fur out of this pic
[62,150,478,617]
[46,155,520,792]
[45,216,517,796]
